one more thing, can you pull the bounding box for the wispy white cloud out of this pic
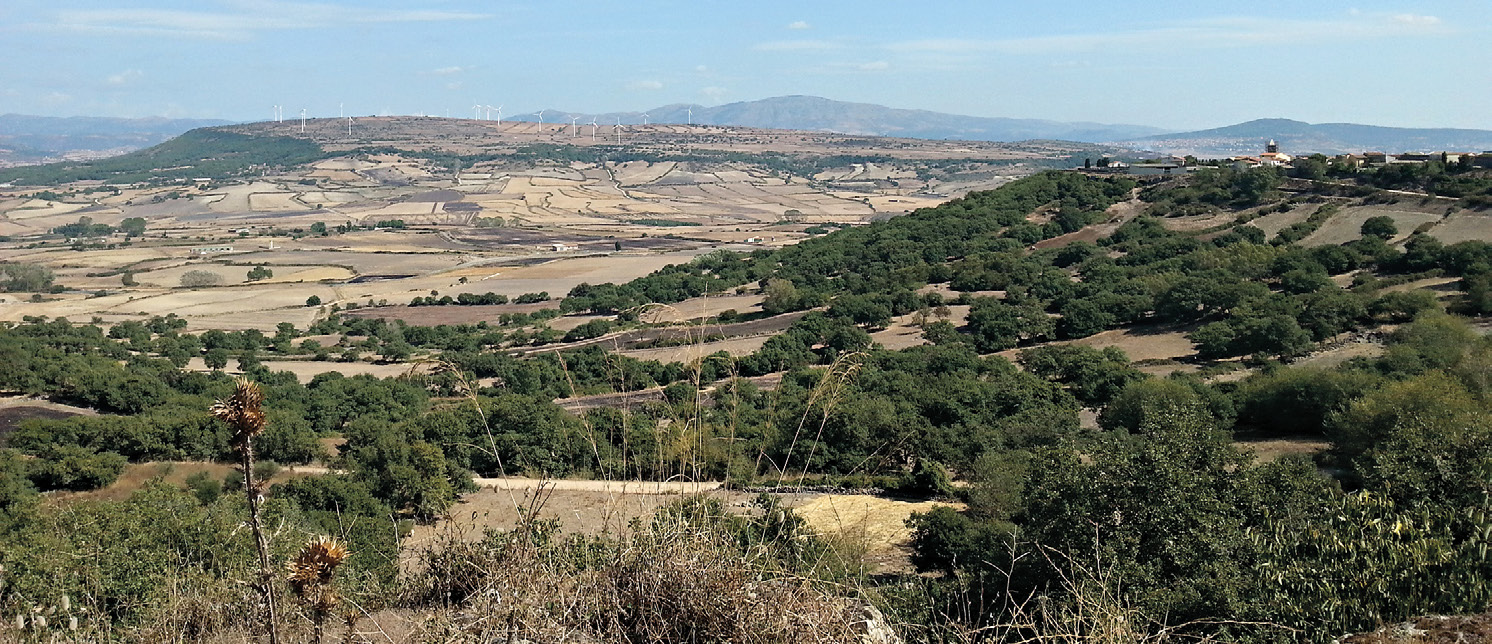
[1391,13,1440,26]
[753,39,841,52]
[430,66,467,76]
[787,20,810,30]
[810,60,893,74]
[41,1,491,40]
[626,80,664,91]
[106,69,144,86]
[887,13,1448,56]
[700,86,727,100]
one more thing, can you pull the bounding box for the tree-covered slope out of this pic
[0,128,325,185]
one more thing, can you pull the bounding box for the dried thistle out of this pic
[289,536,352,643]
[210,377,280,643]
[210,378,267,446]
[287,536,350,599]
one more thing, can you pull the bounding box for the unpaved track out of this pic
[470,477,722,493]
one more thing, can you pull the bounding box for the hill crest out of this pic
[505,95,1170,144]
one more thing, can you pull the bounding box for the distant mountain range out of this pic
[6,101,1492,167]
[0,114,232,164]
[508,95,1171,144]
[1116,118,1492,158]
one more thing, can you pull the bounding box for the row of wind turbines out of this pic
[468,103,691,127]
[273,102,699,143]
[466,103,697,145]
[274,105,354,136]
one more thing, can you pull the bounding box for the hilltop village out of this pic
[1111,139,1492,176]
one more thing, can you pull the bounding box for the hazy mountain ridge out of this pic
[1117,118,1492,157]
[0,114,233,165]
[510,95,1171,143]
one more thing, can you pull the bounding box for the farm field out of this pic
[992,323,1199,365]
[0,118,1094,331]
[180,357,415,382]
[1428,212,1492,244]
[1300,205,1443,246]
[406,479,957,575]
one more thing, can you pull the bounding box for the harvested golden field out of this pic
[996,324,1197,364]
[1300,206,1442,246]
[639,293,766,323]
[47,461,322,504]
[1249,204,1318,237]
[1429,212,1492,244]
[406,478,953,575]
[617,335,772,363]
[180,357,415,382]
[791,494,963,574]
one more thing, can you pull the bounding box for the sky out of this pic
[1,1,1489,131]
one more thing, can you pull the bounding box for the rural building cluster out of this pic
[1106,139,1492,177]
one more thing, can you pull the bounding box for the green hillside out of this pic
[0,129,326,185]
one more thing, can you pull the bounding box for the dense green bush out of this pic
[26,444,127,491]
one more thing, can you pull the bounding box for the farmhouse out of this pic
[1124,163,1192,176]
[1230,140,1293,168]
[190,246,234,256]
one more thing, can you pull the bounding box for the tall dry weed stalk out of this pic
[287,536,352,644]
[210,377,281,644]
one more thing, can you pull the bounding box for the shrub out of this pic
[1361,215,1398,239]
[180,269,224,287]
[27,445,127,491]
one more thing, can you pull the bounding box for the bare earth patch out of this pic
[1235,437,1331,464]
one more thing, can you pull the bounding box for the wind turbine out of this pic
[300,108,307,133]
[642,113,650,125]
[473,104,483,120]
[615,117,622,145]
[686,107,692,125]
[570,115,580,138]
[590,118,598,142]
[347,117,353,137]
[494,104,503,123]
[339,102,344,118]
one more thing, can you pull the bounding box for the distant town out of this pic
[1104,139,1492,176]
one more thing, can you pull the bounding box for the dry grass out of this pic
[1235,437,1331,464]
[400,512,872,644]
[1300,207,1442,247]
[1429,212,1492,244]
[793,494,963,574]
[47,461,320,504]
[617,334,772,363]
[996,324,1197,365]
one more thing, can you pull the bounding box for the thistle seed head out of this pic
[287,536,351,598]
[211,378,266,442]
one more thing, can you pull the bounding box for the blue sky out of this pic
[2,1,1488,130]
